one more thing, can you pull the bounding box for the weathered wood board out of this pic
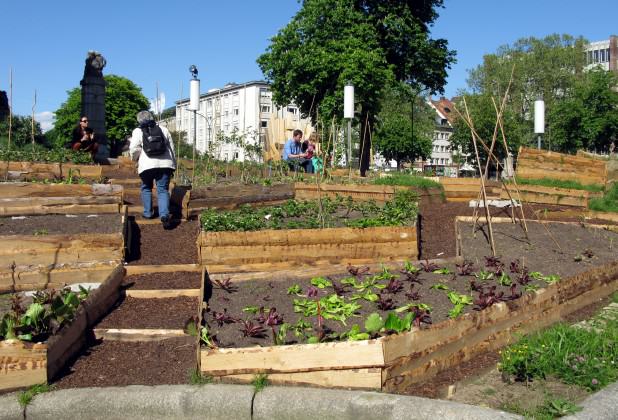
[500,184,602,207]
[294,182,443,203]
[0,265,125,391]
[439,178,502,202]
[199,226,418,267]
[517,147,608,186]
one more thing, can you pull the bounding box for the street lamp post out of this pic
[534,98,544,150]
[344,83,354,171]
[188,65,200,184]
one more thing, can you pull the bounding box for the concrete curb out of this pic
[25,384,253,420]
[1,384,522,420]
[252,386,522,420]
[3,382,616,420]
[0,392,23,420]
[563,381,618,420]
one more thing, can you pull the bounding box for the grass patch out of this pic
[252,373,269,392]
[515,177,605,193]
[588,183,618,213]
[501,397,581,420]
[18,383,53,407]
[499,318,618,391]
[372,173,442,190]
[188,369,213,385]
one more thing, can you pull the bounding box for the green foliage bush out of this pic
[588,183,618,213]
[372,173,442,189]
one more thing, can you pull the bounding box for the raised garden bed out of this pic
[439,177,502,202]
[199,193,419,270]
[199,220,618,391]
[0,159,133,182]
[0,213,126,293]
[516,147,608,186]
[0,265,124,391]
[294,182,443,204]
[0,182,123,216]
[500,184,602,207]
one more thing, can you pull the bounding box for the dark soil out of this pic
[0,214,123,236]
[53,336,196,388]
[123,271,202,290]
[96,296,198,329]
[126,220,200,265]
[460,221,618,280]
[418,199,617,259]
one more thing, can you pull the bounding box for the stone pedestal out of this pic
[81,76,109,161]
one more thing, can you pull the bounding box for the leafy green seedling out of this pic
[346,325,370,341]
[364,313,384,334]
[475,270,494,282]
[430,283,449,291]
[403,261,420,273]
[311,277,332,289]
[350,290,379,302]
[252,374,269,392]
[384,312,414,333]
[447,291,473,319]
[287,284,303,295]
[497,273,512,286]
[433,268,453,275]
[395,302,432,313]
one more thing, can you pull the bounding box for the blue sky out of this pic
[1,0,617,131]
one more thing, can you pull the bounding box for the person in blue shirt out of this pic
[282,129,313,173]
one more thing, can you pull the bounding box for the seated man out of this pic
[282,129,313,173]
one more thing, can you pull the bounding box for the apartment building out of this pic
[584,35,617,72]
[175,81,312,162]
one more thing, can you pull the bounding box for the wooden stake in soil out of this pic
[462,97,496,256]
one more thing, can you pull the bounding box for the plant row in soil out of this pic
[202,258,568,349]
[200,190,418,232]
[0,214,123,236]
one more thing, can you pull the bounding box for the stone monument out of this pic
[81,51,108,161]
[0,91,9,120]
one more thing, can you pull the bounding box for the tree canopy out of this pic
[373,83,433,168]
[258,0,454,175]
[0,115,45,150]
[50,75,149,149]
[549,69,618,153]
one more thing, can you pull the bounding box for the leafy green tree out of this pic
[0,115,46,150]
[373,83,433,169]
[549,69,618,153]
[258,0,454,175]
[51,75,149,149]
[465,34,586,148]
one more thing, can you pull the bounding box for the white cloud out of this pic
[35,111,55,133]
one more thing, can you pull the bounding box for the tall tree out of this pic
[258,0,454,175]
[465,34,586,148]
[373,83,433,169]
[51,75,149,149]
[0,115,45,150]
[549,69,618,153]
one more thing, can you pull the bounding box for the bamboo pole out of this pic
[4,68,13,181]
[462,97,496,256]
[31,90,37,151]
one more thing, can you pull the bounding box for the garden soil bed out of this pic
[126,220,200,265]
[0,214,122,235]
[459,221,618,280]
[122,271,201,290]
[206,221,618,350]
[53,336,196,388]
[95,296,198,329]
[418,199,617,259]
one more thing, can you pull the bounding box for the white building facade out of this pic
[175,81,312,162]
[584,36,617,72]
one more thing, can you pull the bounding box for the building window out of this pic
[261,105,271,113]
[261,120,268,128]
[233,108,239,116]
[594,50,599,63]
[601,49,606,62]
[234,152,239,159]
[287,107,297,115]
[607,48,611,62]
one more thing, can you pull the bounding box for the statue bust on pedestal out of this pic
[80,50,108,162]
[83,51,107,79]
